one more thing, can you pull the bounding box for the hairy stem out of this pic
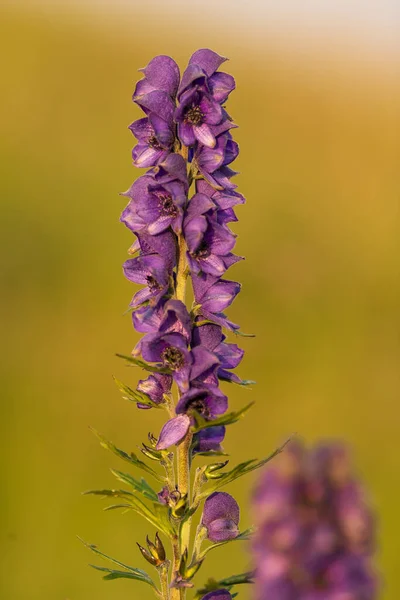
[158,563,170,600]
[170,536,181,600]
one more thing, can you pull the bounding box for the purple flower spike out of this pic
[201,591,232,600]
[202,491,240,542]
[252,441,378,600]
[156,414,191,450]
[113,50,249,596]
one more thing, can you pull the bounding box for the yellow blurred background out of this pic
[1,2,399,599]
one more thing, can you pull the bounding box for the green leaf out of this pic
[197,528,253,561]
[110,470,159,502]
[201,440,290,497]
[113,376,165,409]
[102,493,175,537]
[195,571,254,598]
[83,488,134,499]
[116,353,171,374]
[90,428,163,482]
[79,538,157,589]
[193,402,255,432]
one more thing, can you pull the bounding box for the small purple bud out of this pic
[202,491,240,542]
[156,415,191,450]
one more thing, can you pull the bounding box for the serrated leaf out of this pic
[116,353,171,374]
[113,376,164,409]
[193,402,255,432]
[200,440,289,497]
[90,428,163,482]
[79,538,157,589]
[110,470,159,502]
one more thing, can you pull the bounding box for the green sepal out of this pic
[110,470,159,502]
[193,402,255,432]
[232,329,256,338]
[116,353,171,374]
[195,571,254,598]
[219,374,256,387]
[90,428,163,482]
[113,376,165,409]
[79,538,157,589]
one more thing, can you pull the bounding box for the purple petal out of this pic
[192,322,223,351]
[190,346,220,381]
[207,518,239,542]
[148,113,174,147]
[209,72,236,103]
[189,49,227,77]
[132,145,167,168]
[139,55,180,97]
[202,491,240,527]
[193,426,226,454]
[135,90,175,124]
[178,121,196,146]
[200,95,223,125]
[178,63,206,97]
[201,591,232,600]
[194,123,216,148]
[156,415,191,450]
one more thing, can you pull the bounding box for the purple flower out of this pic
[193,425,226,455]
[126,229,177,271]
[175,87,224,148]
[129,115,175,168]
[136,373,172,410]
[123,253,171,308]
[121,154,188,235]
[252,441,378,600]
[137,332,219,393]
[195,132,239,189]
[192,273,241,330]
[201,591,232,600]
[202,491,240,542]
[192,322,244,384]
[176,385,227,420]
[184,193,238,277]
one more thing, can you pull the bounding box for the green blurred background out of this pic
[1,2,399,599]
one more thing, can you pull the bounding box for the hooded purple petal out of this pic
[189,49,227,77]
[137,55,180,98]
[202,491,240,542]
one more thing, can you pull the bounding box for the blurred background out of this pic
[1,1,399,599]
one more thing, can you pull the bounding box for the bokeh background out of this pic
[1,1,399,599]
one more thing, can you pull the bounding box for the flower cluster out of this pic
[121,48,244,458]
[251,441,378,600]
